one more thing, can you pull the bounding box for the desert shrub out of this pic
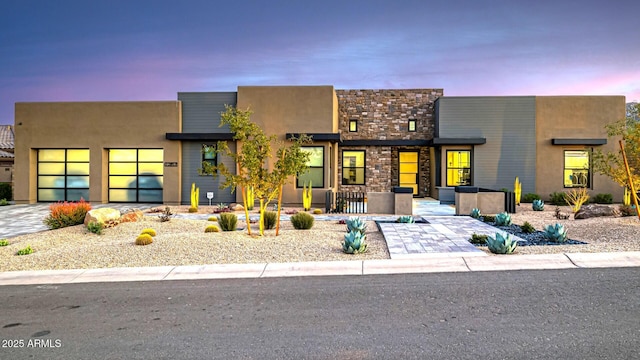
[468,233,488,244]
[159,207,173,222]
[520,221,536,234]
[218,213,238,231]
[618,205,636,217]
[0,239,9,246]
[263,211,278,230]
[135,234,153,245]
[16,245,33,255]
[87,221,104,235]
[0,182,12,201]
[521,193,541,203]
[482,215,496,223]
[43,199,92,229]
[207,216,218,222]
[312,209,322,215]
[591,193,613,204]
[290,212,314,230]
[0,198,8,206]
[140,228,157,237]
[205,225,220,233]
[549,192,568,206]
[564,188,590,213]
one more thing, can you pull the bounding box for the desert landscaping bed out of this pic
[1,205,639,271]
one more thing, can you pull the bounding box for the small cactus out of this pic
[343,231,368,254]
[140,228,157,237]
[470,208,482,219]
[486,233,517,254]
[396,215,415,223]
[208,216,218,222]
[544,223,568,243]
[532,199,545,211]
[135,234,153,245]
[313,208,322,215]
[494,212,512,226]
[205,225,220,233]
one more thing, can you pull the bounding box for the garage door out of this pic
[108,149,163,203]
[37,149,90,202]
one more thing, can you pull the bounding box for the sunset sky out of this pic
[1,0,638,125]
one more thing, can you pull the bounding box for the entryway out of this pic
[399,151,419,195]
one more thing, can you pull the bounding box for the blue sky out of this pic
[1,0,638,125]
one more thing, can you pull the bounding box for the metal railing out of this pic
[325,191,366,214]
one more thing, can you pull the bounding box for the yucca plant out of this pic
[396,215,415,223]
[494,212,512,226]
[343,230,368,254]
[470,208,482,219]
[486,233,517,254]
[346,216,367,234]
[544,223,568,243]
[302,181,313,211]
[532,199,545,211]
[218,213,238,231]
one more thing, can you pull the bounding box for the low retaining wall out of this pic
[455,186,515,215]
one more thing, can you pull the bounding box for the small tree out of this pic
[200,106,311,236]
[593,103,640,192]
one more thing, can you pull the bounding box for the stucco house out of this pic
[13,86,625,205]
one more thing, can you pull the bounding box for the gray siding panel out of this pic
[178,92,237,132]
[181,142,236,205]
[436,97,536,194]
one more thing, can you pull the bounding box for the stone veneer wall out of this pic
[336,89,442,196]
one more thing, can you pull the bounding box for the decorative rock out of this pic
[84,208,121,225]
[574,204,620,219]
[231,203,244,211]
[120,209,144,223]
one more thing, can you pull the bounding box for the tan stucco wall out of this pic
[236,86,339,204]
[14,101,182,204]
[535,96,625,201]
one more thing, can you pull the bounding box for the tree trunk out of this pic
[275,183,284,236]
[259,198,265,236]
[240,185,251,236]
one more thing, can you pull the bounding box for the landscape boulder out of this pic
[574,204,620,219]
[231,203,244,211]
[84,208,121,225]
[120,209,145,223]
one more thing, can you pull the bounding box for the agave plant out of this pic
[486,233,517,254]
[396,215,415,223]
[544,223,568,243]
[470,208,482,219]
[346,216,367,234]
[494,212,512,226]
[532,199,545,211]
[343,231,368,254]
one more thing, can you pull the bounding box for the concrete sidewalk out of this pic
[2,251,640,286]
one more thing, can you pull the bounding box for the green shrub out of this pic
[520,221,536,234]
[87,221,104,235]
[549,192,568,206]
[208,216,218,222]
[42,199,92,229]
[140,228,157,237]
[205,225,220,233]
[263,211,278,230]
[0,239,9,246]
[591,193,613,204]
[0,182,12,201]
[500,188,510,192]
[218,213,238,231]
[486,233,517,254]
[290,212,314,230]
[135,234,153,245]
[16,245,33,255]
[482,215,496,223]
[468,233,488,244]
[521,193,541,203]
[0,198,9,206]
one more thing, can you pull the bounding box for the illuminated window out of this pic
[349,120,358,132]
[446,150,471,186]
[564,150,590,188]
[297,146,324,188]
[109,149,163,203]
[342,150,365,185]
[37,149,90,201]
[408,119,416,132]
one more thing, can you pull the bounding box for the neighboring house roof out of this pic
[0,149,14,159]
[0,125,14,150]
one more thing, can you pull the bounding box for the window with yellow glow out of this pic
[349,120,358,132]
[446,150,471,186]
[108,149,163,202]
[408,120,416,132]
[342,150,365,185]
[37,149,90,201]
[297,146,324,188]
[564,150,590,188]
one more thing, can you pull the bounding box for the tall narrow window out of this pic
[408,119,416,132]
[564,150,590,188]
[342,150,365,185]
[446,150,471,186]
[297,146,324,188]
[349,120,358,132]
[202,144,216,172]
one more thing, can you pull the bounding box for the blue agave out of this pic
[396,215,415,223]
[343,231,368,254]
[346,216,367,234]
[544,223,568,243]
[494,212,512,226]
[532,199,545,211]
[470,208,482,219]
[486,233,518,254]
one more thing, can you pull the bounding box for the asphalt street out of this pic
[1,268,639,360]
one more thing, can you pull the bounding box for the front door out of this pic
[399,151,419,195]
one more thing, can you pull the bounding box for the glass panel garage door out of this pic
[109,149,163,203]
[38,149,90,201]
